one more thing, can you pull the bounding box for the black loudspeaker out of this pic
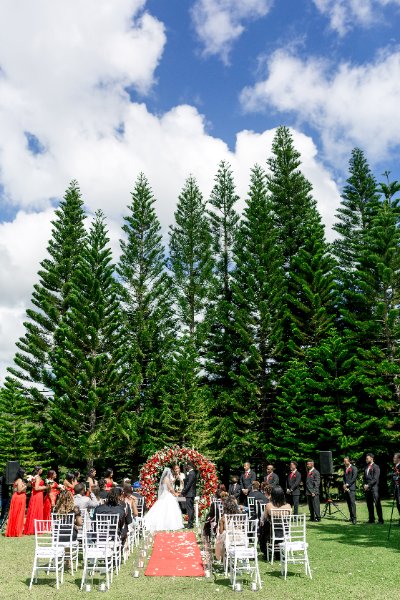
[5,461,20,485]
[319,451,333,475]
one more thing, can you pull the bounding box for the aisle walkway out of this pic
[145,531,205,577]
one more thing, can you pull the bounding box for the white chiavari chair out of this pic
[95,513,121,576]
[80,521,113,591]
[279,514,312,580]
[51,513,79,574]
[29,519,65,590]
[266,508,291,564]
[223,513,248,577]
[228,519,262,590]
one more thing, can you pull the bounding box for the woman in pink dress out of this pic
[23,466,47,535]
[5,467,27,537]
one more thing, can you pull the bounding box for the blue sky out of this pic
[1,0,400,377]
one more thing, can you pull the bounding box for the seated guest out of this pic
[260,486,291,556]
[228,475,241,500]
[132,481,146,511]
[215,496,241,562]
[263,484,273,503]
[122,484,138,519]
[94,486,132,544]
[248,481,267,503]
[73,483,99,510]
[54,490,82,541]
[98,478,109,501]
[91,486,101,503]
[63,472,75,495]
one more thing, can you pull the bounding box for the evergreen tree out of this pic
[117,174,175,460]
[47,211,134,469]
[0,377,36,469]
[9,181,86,415]
[333,148,380,336]
[266,126,335,364]
[231,165,283,454]
[168,175,213,342]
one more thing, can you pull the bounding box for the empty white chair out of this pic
[228,519,262,590]
[223,513,248,576]
[279,514,312,580]
[29,519,65,590]
[80,521,113,591]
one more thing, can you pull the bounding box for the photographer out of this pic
[392,453,400,522]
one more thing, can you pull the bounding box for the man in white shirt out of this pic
[73,483,99,510]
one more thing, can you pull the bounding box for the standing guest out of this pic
[63,472,75,495]
[94,486,132,543]
[264,465,279,487]
[0,472,10,526]
[392,453,400,523]
[181,462,197,528]
[73,483,99,510]
[104,468,114,491]
[86,468,98,493]
[239,462,256,505]
[43,470,59,521]
[286,461,301,516]
[305,460,321,522]
[5,468,27,537]
[363,453,384,524]
[98,478,109,501]
[343,456,358,524]
[228,475,241,500]
[23,466,47,535]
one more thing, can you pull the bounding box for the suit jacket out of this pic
[228,483,241,500]
[182,470,196,498]
[305,469,320,495]
[287,471,302,497]
[248,490,267,503]
[343,464,358,491]
[239,470,256,491]
[264,472,279,487]
[364,463,380,490]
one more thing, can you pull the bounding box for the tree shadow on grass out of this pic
[315,520,400,551]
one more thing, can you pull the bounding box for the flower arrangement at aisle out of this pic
[139,446,218,516]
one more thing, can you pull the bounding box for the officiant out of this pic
[173,464,186,513]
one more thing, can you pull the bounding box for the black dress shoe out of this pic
[351,519,357,525]
[377,520,384,525]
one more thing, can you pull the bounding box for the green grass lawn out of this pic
[1,501,399,600]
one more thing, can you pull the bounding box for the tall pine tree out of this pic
[47,211,134,469]
[0,377,36,469]
[117,174,175,460]
[9,181,86,417]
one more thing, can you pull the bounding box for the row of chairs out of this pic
[29,504,146,591]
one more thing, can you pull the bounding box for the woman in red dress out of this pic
[104,468,114,491]
[43,470,59,521]
[5,467,27,537]
[23,466,47,535]
[63,472,75,495]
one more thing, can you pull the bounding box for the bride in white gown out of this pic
[143,467,184,532]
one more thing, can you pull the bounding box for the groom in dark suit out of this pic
[181,462,197,528]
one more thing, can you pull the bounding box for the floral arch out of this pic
[139,446,218,517]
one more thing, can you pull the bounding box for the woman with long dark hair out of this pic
[5,467,27,537]
[23,466,47,535]
[104,468,114,491]
[86,468,98,493]
[63,472,75,495]
[43,469,58,521]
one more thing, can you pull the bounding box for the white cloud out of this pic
[240,48,400,164]
[0,0,340,379]
[191,0,273,63]
[312,0,400,36]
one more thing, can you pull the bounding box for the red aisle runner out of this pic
[145,531,205,577]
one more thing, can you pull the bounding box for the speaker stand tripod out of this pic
[322,476,348,520]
